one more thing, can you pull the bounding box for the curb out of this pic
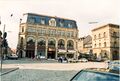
[1,68,19,76]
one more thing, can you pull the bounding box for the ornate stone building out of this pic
[17,13,78,59]
[78,35,92,54]
[92,23,119,60]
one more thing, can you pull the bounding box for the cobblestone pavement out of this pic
[2,69,78,81]
[1,58,108,81]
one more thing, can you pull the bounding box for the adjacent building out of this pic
[78,35,92,54]
[17,13,78,59]
[92,23,119,60]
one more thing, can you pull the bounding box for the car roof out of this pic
[84,68,119,75]
[70,68,119,81]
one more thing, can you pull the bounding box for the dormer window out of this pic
[49,18,56,26]
[68,23,72,28]
[28,17,35,23]
[41,18,45,24]
[60,22,64,27]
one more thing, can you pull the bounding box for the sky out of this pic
[0,0,119,49]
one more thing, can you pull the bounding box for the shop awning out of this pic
[68,50,76,53]
[58,49,66,53]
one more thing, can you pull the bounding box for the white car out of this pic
[7,54,18,60]
[78,58,88,62]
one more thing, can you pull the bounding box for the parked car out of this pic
[40,56,46,59]
[7,54,18,60]
[108,60,120,71]
[68,58,77,63]
[70,68,119,81]
[78,58,88,62]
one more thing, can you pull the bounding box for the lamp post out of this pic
[0,15,14,74]
[0,24,7,74]
[0,16,9,74]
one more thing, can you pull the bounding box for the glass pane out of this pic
[72,70,119,81]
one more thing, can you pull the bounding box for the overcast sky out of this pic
[0,0,119,49]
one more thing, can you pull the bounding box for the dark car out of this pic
[70,68,119,81]
[7,54,18,60]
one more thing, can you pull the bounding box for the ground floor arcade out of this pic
[93,48,119,60]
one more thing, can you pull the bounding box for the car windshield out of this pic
[71,70,119,81]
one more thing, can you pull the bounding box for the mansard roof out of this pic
[21,13,78,29]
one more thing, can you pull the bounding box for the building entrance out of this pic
[26,50,35,58]
[112,51,119,60]
[47,48,56,59]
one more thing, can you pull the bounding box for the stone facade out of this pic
[17,13,79,59]
[78,35,92,54]
[92,24,119,60]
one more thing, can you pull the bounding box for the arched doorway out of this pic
[67,40,74,50]
[67,40,74,58]
[112,50,119,60]
[48,39,56,59]
[26,37,35,58]
[37,38,46,58]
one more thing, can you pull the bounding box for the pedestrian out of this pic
[60,56,63,63]
[64,57,68,63]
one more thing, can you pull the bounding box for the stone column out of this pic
[55,40,58,59]
[23,50,26,57]
[65,40,67,57]
[45,40,48,59]
[34,39,38,58]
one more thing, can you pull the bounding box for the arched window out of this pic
[38,40,45,46]
[48,39,56,47]
[67,40,74,49]
[27,37,35,45]
[27,39,35,44]
[58,39,65,49]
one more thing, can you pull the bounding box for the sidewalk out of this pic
[2,62,108,71]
